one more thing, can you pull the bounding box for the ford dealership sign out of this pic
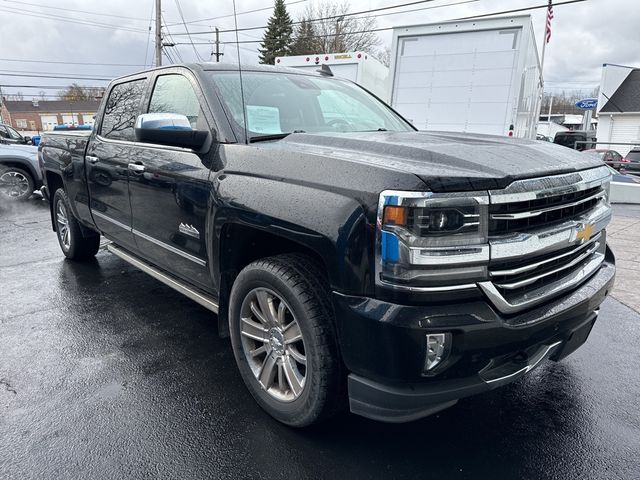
[575,98,598,109]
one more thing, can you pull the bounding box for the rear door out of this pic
[127,70,214,290]
[86,76,148,250]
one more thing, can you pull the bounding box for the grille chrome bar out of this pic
[490,232,602,278]
[478,253,606,315]
[493,241,600,290]
[490,190,606,220]
[489,165,611,205]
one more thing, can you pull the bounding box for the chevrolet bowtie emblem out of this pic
[576,223,594,243]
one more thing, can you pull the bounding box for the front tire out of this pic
[0,166,34,201]
[53,188,100,260]
[229,254,345,427]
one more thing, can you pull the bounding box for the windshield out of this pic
[208,71,413,141]
[626,151,640,163]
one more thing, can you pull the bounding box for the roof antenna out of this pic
[232,0,249,144]
[317,64,334,77]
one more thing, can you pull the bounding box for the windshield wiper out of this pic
[249,130,305,143]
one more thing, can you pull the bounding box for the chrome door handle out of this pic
[86,155,99,164]
[128,163,145,173]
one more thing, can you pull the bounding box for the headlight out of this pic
[376,190,490,290]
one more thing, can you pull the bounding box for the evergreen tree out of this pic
[258,0,293,65]
[290,18,317,55]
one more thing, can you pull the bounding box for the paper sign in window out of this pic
[246,105,281,133]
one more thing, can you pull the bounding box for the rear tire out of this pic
[229,254,345,427]
[0,166,34,201]
[53,188,100,260]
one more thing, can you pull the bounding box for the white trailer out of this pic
[389,15,541,138]
[275,52,389,100]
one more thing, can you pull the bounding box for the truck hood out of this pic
[275,131,603,191]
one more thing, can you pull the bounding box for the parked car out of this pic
[536,133,553,142]
[0,123,33,145]
[39,63,615,426]
[554,130,597,151]
[583,149,628,170]
[624,147,640,175]
[0,143,41,200]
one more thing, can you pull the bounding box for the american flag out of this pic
[545,0,554,43]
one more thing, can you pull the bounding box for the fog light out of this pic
[424,333,450,373]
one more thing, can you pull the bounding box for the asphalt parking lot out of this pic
[1,197,639,480]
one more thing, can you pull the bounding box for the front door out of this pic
[127,72,213,290]
[86,77,148,250]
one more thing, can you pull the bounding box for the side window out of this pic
[0,126,8,139]
[148,74,201,128]
[100,79,146,141]
[6,126,21,140]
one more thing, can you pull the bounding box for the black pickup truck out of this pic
[39,63,615,426]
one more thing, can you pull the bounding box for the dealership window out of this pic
[15,119,27,128]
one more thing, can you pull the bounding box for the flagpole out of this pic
[533,0,552,139]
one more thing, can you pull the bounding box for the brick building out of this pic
[0,98,101,133]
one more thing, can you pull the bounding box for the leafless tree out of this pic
[303,2,380,53]
[541,88,599,115]
[376,46,391,67]
[58,83,105,101]
[6,92,24,101]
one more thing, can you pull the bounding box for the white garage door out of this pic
[62,115,79,126]
[392,28,520,135]
[610,115,640,156]
[40,115,58,131]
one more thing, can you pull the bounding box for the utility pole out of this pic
[212,27,223,62]
[155,0,162,67]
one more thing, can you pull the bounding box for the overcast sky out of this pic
[0,0,638,99]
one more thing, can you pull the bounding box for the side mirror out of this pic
[23,136,32,145]
[134,113,208,150]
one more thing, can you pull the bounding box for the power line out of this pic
[0,69,124,77]
[0,6,149,33]
[172,0,587,45]
[172,0,444,36]
[162,10,186,64]
[225,0,478,47]
[0,58,146,67]
[174,0,205,62]
[0,0,152,22]
[165,0,308,27]
[0,73,111,81]
[144,0,156,68]
[1,84,106,90]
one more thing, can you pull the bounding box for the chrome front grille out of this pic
[488,232,605,307]
[489,186,605,235]
[479,166,612,315]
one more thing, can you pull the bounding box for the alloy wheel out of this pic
[0,171,30,198]
[239,287,307,402]
[56,200,71,250]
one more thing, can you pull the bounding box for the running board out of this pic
[107,244,219,314]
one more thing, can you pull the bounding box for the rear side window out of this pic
[148,74,201,128]
[100,79,146,141]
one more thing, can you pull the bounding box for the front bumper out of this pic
[332,254,615,423]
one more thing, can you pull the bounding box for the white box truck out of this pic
[389,15,541,138]
[275,52,389,100]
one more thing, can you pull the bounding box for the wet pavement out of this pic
[1,197,639,479]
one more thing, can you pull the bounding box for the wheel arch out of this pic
[214,222,333,338]
[0,158,39,187]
